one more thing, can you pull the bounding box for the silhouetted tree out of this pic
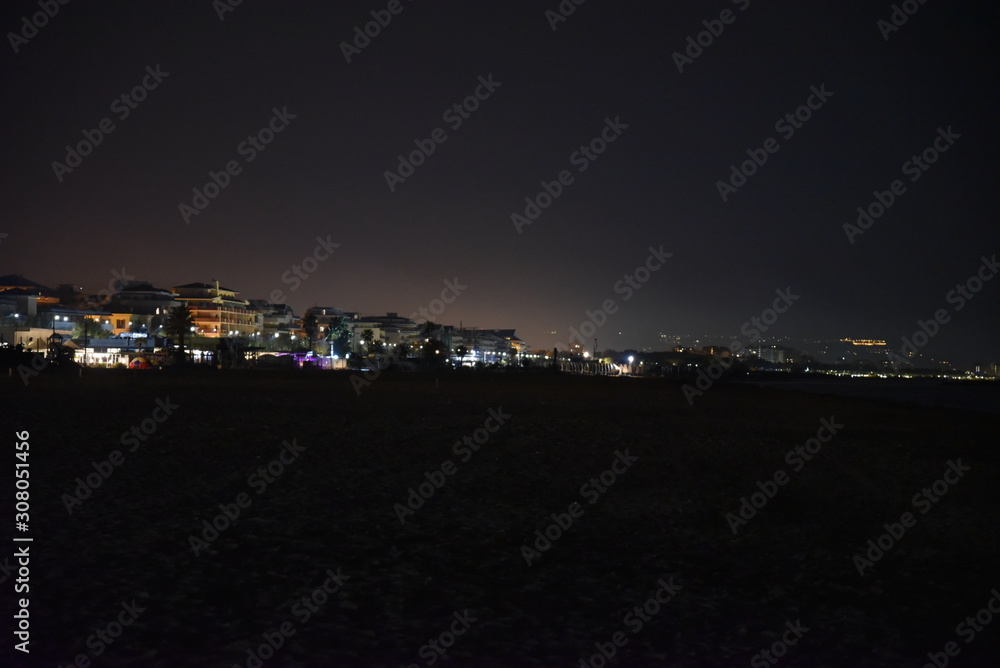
[361,329,375,357]
[303,312,319,352]
[326,316,352,357]
[165,305,194,365]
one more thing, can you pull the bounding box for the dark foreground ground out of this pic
[2,370,998,667]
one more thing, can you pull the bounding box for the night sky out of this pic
[2,0,997,363]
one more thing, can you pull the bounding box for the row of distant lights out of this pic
[4,316,512,353]
[4,314,114,326]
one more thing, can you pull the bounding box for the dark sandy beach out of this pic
[3,371,998,667]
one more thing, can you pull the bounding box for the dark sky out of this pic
[2,1,998,363]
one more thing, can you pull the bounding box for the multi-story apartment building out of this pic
[172,282,262,338]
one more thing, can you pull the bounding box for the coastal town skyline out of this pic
[2,270,995,373]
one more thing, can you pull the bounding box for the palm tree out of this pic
[361,329,375,358]
[326,316,352,357]
[165,305,194,365]
[302,312,319,352]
